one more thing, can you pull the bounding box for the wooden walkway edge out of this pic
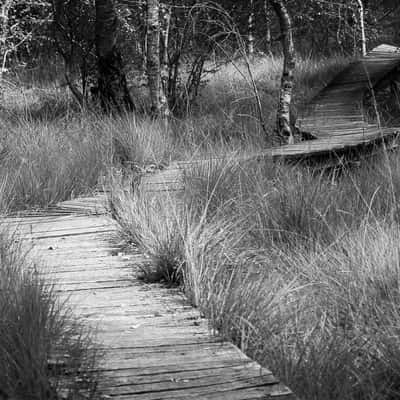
[6,197,296,400]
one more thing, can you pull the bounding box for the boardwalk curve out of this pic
[6,196,295,399]
[141,44,400,194]
[296,43,400,140]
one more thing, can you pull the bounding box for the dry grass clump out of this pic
[0,117,111,209]
[109,176,186,284]
[0,82,176,210]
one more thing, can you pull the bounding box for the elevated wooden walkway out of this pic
[141,44,400,192]
[5,197,295,399]
[296,44,400,140]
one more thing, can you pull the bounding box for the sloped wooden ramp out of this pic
[5,197,295,399]
[296,43,400,140]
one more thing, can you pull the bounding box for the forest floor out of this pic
[2,54,400,400]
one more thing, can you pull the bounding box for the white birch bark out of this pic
[356,0,367,56]
[270,0,295,144]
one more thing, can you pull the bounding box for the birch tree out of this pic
[159,3,170,118]
[1,0,14,94]
[247,0,255,57]
[95,0,134,112]
[270,0,295,144]
[356,0,366,56]
[147,0,169,119]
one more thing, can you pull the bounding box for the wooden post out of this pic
[270,0,295,144]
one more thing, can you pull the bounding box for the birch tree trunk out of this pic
[95,0,134,112]
[159,3,170,118]
[356,0,367,56]
[147,0,169,119]
[147,0,161,116]
[270,0,295,144]
[0,0,13,95]
[248,0,255,57]
[263,0,272,54]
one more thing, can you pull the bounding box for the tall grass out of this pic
[0,83,176,210]
[110,146,400,400]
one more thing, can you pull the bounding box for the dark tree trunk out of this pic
[270,0,295,144]
[95,0,134,112]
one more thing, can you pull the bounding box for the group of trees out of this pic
[1,0,400,141]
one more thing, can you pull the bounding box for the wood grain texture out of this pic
[6,196,296,399]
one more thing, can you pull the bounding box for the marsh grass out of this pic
[110,146,400,400]
[109,175,186,284]
[181,150,400,400]
[0,86,175,210]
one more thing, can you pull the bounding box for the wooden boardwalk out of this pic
[296,44,400,140]
[5,196,295,399]
[5,43,400,399]
[141,44,400,192]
